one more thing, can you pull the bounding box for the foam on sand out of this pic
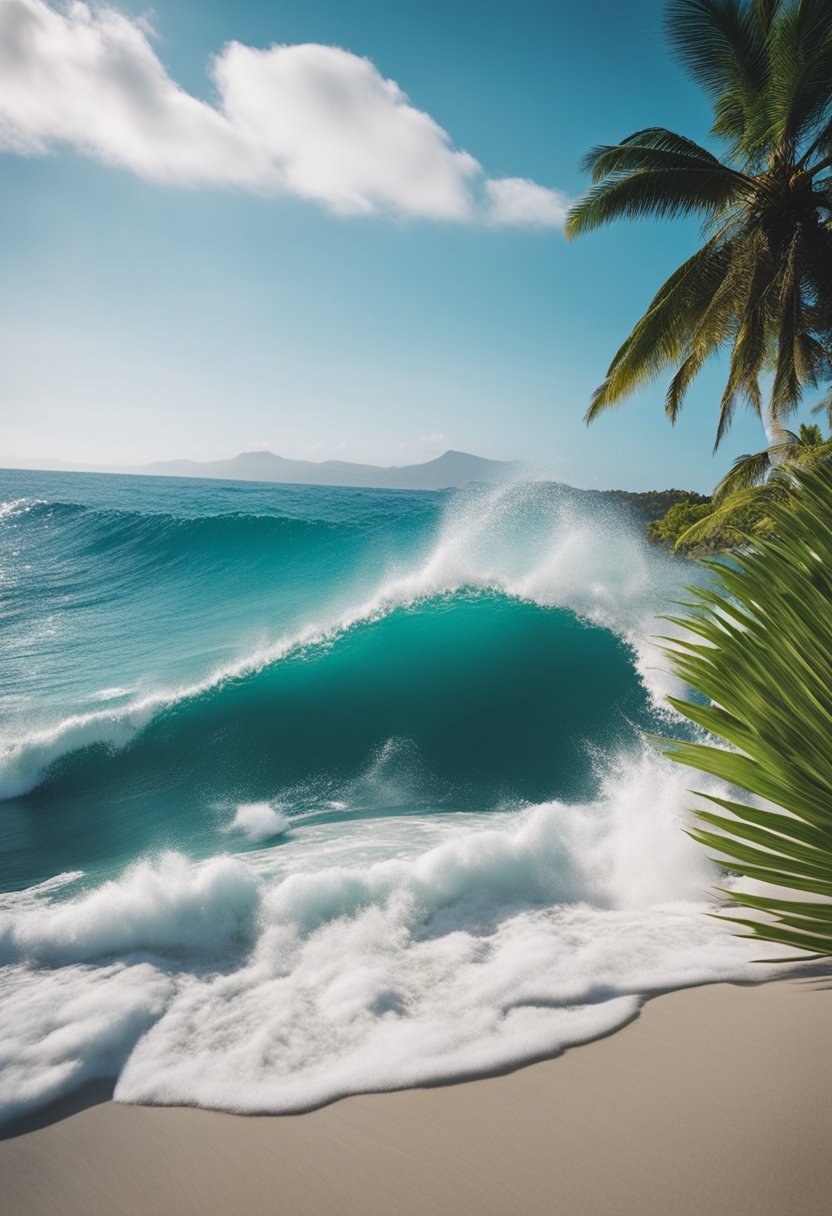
[0,748,768,1125]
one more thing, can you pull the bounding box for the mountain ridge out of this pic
[140,448,520,490]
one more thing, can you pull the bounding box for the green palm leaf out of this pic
[564,166,739,237]
[656,463,832,957]
[811,388,832,426]
[584,238,736,419]
[580,127,732,180]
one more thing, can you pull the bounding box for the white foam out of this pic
[226,802,291,843]
[0,963,173,1125]
[0,747,770,1124]
[0,853,260,965]
[0,481,731,1122]
[358,480,694,708]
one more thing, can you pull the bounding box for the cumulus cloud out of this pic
[0,0,567,227]
[485,177,571,228]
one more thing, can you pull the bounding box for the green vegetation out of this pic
[646,497,715,551]
[566,0,832,448]
[658,465,832,958]
[713,421,827,498]
[595,487,710,522]
[677,420,832,546]
[559,484,710,525]
[645,421,832,552]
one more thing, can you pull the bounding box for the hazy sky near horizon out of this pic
[0,0,820,491]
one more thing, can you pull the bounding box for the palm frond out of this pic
[585,238,733,419]
[674,479,785,544]
[571,0,832,445]
[580,127,740,181]
[811,390,832,426]
[714,446,773,497]
[801,221,832,334]
[765,0,832,150]
[771,229,806,415]
[564,166,739,238]
[797,420,823,444]
[754,0,785,36]
[658,463,832,957]
[665,347,710,420]
[665,0,770,155]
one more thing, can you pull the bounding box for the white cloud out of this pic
[485,177,571,227]
[0,0,568,227]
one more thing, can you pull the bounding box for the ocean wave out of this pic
[0,481,693,802]
[0,474,756,1133]
[0,496,347,562]
[1,593,653,898]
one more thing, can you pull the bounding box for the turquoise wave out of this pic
[1,590,651,889]
[0,469,685,893]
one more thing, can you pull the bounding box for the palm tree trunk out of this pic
[762,392,790,467]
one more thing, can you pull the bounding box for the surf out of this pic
[0,744,766,1126]
[0,467,738,1126]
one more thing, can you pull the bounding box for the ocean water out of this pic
[0,468,763,1123]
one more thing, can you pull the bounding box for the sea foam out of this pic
[226,802,291,843]
[0,748,767,1124]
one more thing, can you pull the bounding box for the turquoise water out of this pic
[0,470,650,887]
[0,469,761,1123]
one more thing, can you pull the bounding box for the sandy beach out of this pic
[2,978,830,1216]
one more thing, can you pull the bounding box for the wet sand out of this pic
[2,979,830,1216]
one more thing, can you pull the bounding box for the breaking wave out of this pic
[0,481,690,805]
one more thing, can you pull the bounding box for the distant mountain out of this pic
[141,449,519,490]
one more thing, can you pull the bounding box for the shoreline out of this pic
[3,978,831,1216]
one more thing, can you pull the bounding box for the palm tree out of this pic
[715,420,827,492]
[677,419,832,545]
[566,0,832,448]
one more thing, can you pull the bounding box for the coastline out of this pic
[3,978,830,1216]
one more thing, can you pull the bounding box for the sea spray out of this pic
[225,802,291,843]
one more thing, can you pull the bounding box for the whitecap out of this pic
[225,802,291,843]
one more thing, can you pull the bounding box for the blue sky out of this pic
[0,0,817,491]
